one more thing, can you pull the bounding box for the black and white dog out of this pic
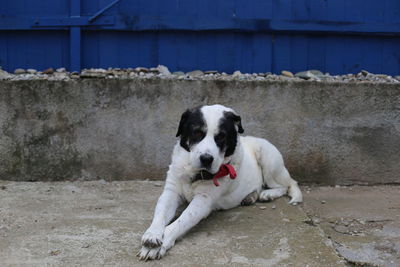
[138,104,302,260]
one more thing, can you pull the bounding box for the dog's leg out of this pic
[141,188,182,249]
[287,180,302,205]
[273,169,302,205]
[139,193,214,260]
[259,187,287,202]
[262,169,302,205]
[256,140,303,205]
[241,191,259,206]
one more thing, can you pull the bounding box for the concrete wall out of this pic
[0,79,399,185]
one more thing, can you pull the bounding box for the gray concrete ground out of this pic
[0,180,398,266]
[303,185,400,266]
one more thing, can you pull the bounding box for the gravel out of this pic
[42,68,55,74]
[281,70,294,78]
[187,70,204,77]
[155,64,171,76]
[14,68,26,74]
[0,65,399,83]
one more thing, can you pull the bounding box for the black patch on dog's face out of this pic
[216,111,244,157]
[176,107,206,151]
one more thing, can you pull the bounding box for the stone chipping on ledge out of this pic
[1,65,399,83]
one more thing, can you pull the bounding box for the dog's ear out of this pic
[176,109,191,137]
[176,109,191,152]
[232,113,244,134]
[225,111,244,134]
[224,111,244,134]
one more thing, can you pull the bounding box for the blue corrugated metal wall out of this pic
[0,0,399,75]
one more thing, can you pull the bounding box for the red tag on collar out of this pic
[213,164,237,186]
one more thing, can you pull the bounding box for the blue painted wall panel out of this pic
[82,31,160,69]
[0,31,69,71]
[382,39,400,75]
[0,0,399,75]
[0,34,8,69]
[0,0,69,16]
[288,35,309,73]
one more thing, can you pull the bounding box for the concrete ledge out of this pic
[0,78,399,184]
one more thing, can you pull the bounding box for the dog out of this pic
[138,104,302,260]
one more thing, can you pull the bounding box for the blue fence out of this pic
[0,0,399,75]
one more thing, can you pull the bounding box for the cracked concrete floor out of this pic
[0,180,398,266]
[303,185,400,267]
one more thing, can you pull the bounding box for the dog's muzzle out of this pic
[192,170,215,182]
[191,164,237,186]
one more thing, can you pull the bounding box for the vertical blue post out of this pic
[70,0,81,72]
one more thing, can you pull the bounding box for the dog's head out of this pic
[176,104,244,174]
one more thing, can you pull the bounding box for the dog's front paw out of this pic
[137,245,167,261]
[141,227,163,248]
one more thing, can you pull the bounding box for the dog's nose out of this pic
[200,154,214,168]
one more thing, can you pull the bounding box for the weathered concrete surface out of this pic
[0,180,345,266]
[303,185,400,266]
[0,79,399,184]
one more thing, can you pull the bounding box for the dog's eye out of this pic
[193,130,205,139]
[215,132,226,142]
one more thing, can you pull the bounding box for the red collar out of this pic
[212,164,237,186]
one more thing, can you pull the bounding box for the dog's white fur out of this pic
[138,104,302,260]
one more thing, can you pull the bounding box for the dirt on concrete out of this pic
[303,185,400,266]
[0,180,345,267]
